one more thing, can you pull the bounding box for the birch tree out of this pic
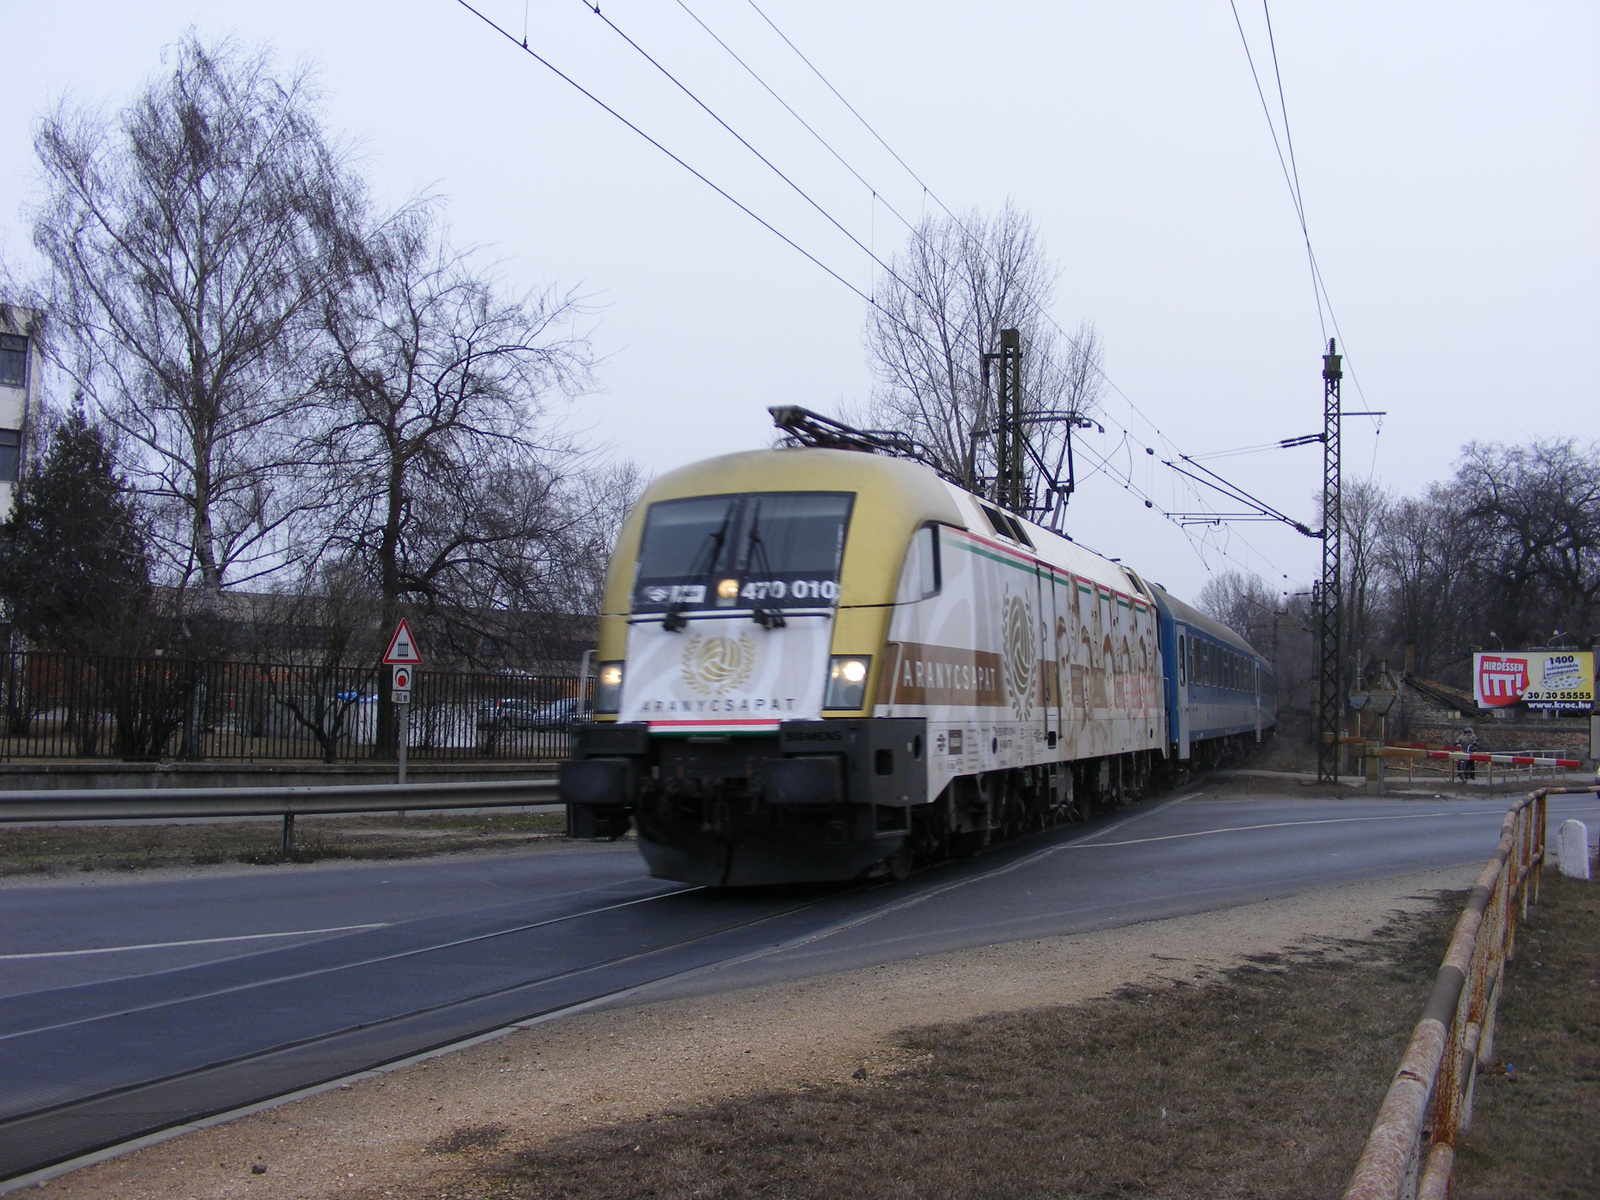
[31,34,356,615]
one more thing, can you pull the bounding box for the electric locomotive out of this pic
[561,410,1274,886]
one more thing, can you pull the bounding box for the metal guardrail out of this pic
[0,778,558,855]
[1342,786,1595,1200]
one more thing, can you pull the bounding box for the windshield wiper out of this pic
[663,505,734,632]
[744,502,786,630]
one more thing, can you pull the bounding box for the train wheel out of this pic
[884,843,913,882]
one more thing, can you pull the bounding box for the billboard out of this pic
[1474,651,1593,712]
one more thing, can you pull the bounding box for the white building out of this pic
[0,306,41,515]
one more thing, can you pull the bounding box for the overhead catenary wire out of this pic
[735,2,1309,545]
[576,0,915,304]
[1229,0,1325,344]
[452,0,991,424]
[673,0,927,252]
[676,0,1013,320]
[671,0,1314,554]
[1229,0,1379,426]
[585,0,1044,399]
[450,0,876,307]
[453,0,1310,578]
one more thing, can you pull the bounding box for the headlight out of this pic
[594,661,624,714]
[824,655,871,710]
[716,577,740,603]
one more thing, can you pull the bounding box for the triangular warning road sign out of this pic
[383,618,423,665]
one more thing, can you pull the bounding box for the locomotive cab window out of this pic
[894,523,943,603]
[914,524,941,599]
[632,491,854,612]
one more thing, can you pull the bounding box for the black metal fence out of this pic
[0,652,587,763]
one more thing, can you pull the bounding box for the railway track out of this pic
[0,872,857,1183]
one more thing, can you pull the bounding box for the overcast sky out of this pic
[2,2,1595,604]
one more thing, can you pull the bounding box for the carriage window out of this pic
[1178,635,1186,686]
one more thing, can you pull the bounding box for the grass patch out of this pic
[445,900,1462,1200]
[0,811,566,876]
[1454,872,1599,1198]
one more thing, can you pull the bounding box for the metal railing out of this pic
[0,651,586,763]
[1342,786,1593,1199]
[0,777,559,856]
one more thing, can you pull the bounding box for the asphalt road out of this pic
[2,787,1596,1182]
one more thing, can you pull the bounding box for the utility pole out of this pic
[1316,339,1343,783]
[990,327,1024,512]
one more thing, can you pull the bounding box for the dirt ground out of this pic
[28,863,1484,1200]
[1454,872,1600,1198]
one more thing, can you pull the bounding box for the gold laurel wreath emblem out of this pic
[1002,591,1037,722]
[681,631,757,696]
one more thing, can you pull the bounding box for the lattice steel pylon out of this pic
[1316,339,1343,783]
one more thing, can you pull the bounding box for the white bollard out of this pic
[1557,819,1591,880]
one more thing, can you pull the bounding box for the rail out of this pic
[1342,786,1595,1200]
[0,778,558,855]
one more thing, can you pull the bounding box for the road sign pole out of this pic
[383,624,422,792]
[397,700,409,787]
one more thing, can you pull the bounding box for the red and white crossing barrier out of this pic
[1337,736,1583,770]
[1378,746,1582,769]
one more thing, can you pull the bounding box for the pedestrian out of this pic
[1457,726,1479,782]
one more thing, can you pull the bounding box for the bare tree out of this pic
[1375,485,1476,679]
[1195,570,1280,651]
[1452,439,1600,648]
[312,203,594,746]
[240,559,382,763]
[545,458,646,619]
[31,34,356,616]
[1196,570,1315,724]
[861,202,1103,508]
[1340,478,1391,674]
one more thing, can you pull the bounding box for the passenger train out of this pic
[560,414,1275,886]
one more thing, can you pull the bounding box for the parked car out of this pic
[478,696,590,731]
[476,698,541,730]
[530,697,590,730]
